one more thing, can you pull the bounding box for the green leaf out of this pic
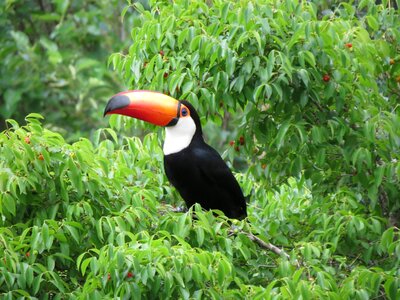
[190,35,202,52]
[384,277,399,300]
[32,274,44,295]
[266,51,275,81]
[275,121,291,150]
[25,113,44,120]
[42,223,50,249]
[220,2,230,21]
[298,69,309,87]
[80,257,92,276]
[366,16,379,31]
[226,53,236,77]
[178,28,189,47]
[253,84,266,101]
[252,30,263,54]
[65,225,80,244]
[104,128,118,143]
[2,194,16,216]
[25,264,34,287]
[196,227,205,246]
[380,228,394,250]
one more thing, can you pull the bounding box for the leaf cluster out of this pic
[1,115,399,299]
[1,0,400,298]
[111,0,400,218]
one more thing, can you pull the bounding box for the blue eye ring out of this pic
[181,107,188,117]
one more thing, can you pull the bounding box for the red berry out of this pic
[239,136,245,145]
[345,43,352,48]
[323,74,330,82]
[38,154,44,161]
[164,72,169,78]
[24,136,31,144]
[26,252,30,258]
[127,272,134,278]
[229,141,235,146]
[107,273,111,281]
[159,50,165,56]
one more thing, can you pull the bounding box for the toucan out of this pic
[104,90,247,219]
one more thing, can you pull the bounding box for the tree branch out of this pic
[238,229,301,267]
[243,231,290,258]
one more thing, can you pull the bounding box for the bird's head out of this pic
[104,91,203,152]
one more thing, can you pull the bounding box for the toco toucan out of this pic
[104,90,247,219]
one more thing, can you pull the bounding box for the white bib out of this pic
[163,117,196,155]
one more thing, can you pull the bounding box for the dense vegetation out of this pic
[1,0,400,299]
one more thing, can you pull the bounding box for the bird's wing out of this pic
[193,144,247,213]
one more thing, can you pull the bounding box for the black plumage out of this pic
[163,101,247,219]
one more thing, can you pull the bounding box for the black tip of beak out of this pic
[103,94,131,117]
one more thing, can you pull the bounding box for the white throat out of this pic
[163,117,196,155]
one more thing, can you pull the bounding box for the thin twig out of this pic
[243,231,290,259]
[238,229,301,267]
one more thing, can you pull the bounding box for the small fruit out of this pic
[38,154,44,161]
[261,164,267,170]
[26,252,30,258]
[163,72,169,78]
[345,43,352,48]
[24,136,31,144]
[127,272,134,278]
[107,273,111,281]
[323,74,330,82]
[235,145,240,152]
[239,136,245,145]
[389,58,395,65]
[159,50,165,56]
[229,141,235,146]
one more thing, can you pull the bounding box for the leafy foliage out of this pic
[111,0,400,219]
[1,0,400,299]
[1,115,399,298]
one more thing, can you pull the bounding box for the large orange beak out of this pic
[104,90,180,126]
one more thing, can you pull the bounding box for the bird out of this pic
[104,90,247,219]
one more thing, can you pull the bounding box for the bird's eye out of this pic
[181,107,188,117]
